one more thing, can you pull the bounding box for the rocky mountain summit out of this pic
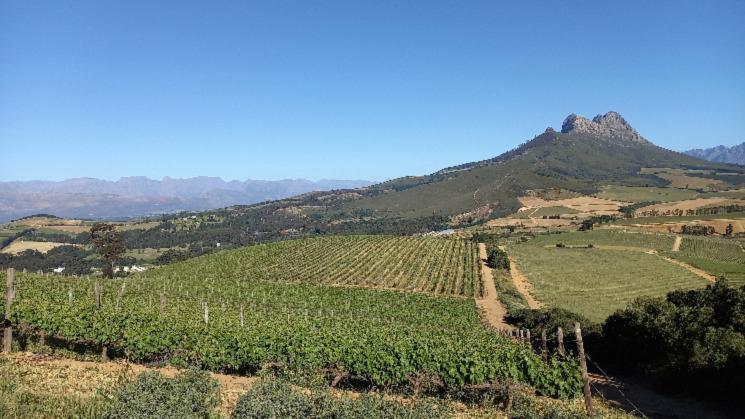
[561,111,648,143]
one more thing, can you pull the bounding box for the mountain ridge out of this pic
[0,177,374,222]
[685,143,745,165]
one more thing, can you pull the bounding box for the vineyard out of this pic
[146,235,483,297]
[525,230,676,252]
[673,236,745,285]
[507,244,708,322]
[4,270,581,398]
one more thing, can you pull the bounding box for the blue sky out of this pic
[1,1,744,182]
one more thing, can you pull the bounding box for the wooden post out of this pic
[526,329,531,345]
[540,326,548,362]
[239,304,244,327]
[575,322,593,414]
[68,287,74,305]
[3,268,14,353]
[203,303,209,325]
[159,292,165,317]
[39,330,46,352]
[94,279,101,308]
[101,345,109,361]
[557,327,565,357]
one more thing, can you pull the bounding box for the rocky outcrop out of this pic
[561,111,649,143]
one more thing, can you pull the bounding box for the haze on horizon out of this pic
[1,0,744,183]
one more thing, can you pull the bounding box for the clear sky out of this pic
[1,1,744,182]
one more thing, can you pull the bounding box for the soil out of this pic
[1,240,76,255]
[476,243,510,330]
[672,236,682,252]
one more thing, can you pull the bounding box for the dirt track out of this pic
[661,256,716,282]
[476,243,510,329]
[499,246,543,309]
[672,236,682,252]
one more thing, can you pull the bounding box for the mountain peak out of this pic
[561,111,648,143]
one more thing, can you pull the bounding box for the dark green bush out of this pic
[102,369,219,419]
[602,279,745,402]
[231,379,452,419]
[486,245,510,270]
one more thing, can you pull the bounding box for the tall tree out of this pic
[90,223,125,278]
[725,223,734,237]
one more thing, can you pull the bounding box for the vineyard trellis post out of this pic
[240,304,244,327]
[159,292,166,317]
[94,279,101,308]
[540,326,548,362]
[3,268,14,353]
[575,322,593,414]
[557,327,565,356]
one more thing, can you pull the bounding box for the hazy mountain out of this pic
[0,177,374,222]
[685,143,745,165]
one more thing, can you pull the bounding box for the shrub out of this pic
[487,245,510,270]
[602,279,745,402]
[231,379,452,419]
[102,369,219,419]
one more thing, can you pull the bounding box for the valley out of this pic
[3,112,745,418]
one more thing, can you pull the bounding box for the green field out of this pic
[526,229,676,251]
[508,231,708,322]
[153,235,483,297]
[673,236,745,285]
[596,185,699,202]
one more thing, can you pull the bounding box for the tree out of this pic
[726,223,734,238]
[91,223,126,278]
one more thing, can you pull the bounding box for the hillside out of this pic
[0,177,374,222]
[686,142,745,165]
[348,112,740,220]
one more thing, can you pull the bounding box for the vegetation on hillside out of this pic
[602,279,745,402]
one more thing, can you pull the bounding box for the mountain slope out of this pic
[348,111,739,219]
[0,177,374,222]
[685,143,745,165]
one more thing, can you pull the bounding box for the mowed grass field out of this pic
[509,245,707,322]
[508,230,709,322]
[146,235,483,297]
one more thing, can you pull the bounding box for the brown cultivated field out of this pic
[517,196,629,217]
[0,240,76,254]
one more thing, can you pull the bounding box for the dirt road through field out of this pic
[661,256,716,282]
[672,236,682,252]
[500,246,543,309]
[476,243,510,329]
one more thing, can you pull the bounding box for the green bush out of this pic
[602,279,745,402]
[231,379,452,419]
[487,245,510,270]
[102,369,219,419]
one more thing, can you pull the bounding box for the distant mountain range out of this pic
[685,143,745,165]
[0,177,374,222]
